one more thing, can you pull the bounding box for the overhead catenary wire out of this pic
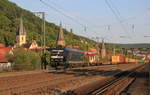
[105,0,131,38]
[109,0,123,20]
[40,0,101,39]
[90,8,150,30]
[47,0,97,27]
[39,0,93,38]
[40,0,128,40]
[40,0,85,27]
[40,0,149,41]
[91,7,150,40]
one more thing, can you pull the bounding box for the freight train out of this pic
[50,47,142,69]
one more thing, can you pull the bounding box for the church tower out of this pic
[16,17,26,46]
[56,22,65,47]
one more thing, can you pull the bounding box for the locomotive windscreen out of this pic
[50,48,64,62]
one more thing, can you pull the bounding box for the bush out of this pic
[7,48,41,71]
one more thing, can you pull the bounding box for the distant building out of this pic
[16,17,27,46]
[24,40,38,49]
[56,22,65,47]
[84,48,98,64]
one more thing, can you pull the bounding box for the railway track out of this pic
[0,64,144,95]
[0,73,81,95]
[87,64,145,95]
[63,64,145,95]
[120,63,150,95]
[0,69,119,95]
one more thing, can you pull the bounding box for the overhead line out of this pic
[46,0,101,36]
[109,0,123,20]
[105,0,131,38]
[40,0,85,28]
[40,0,101,39]
[41,0,117,40]
[40,0,93,38]
[40,0,122,41]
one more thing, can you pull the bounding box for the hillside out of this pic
[0,0,95,50]
[118,43,150,49]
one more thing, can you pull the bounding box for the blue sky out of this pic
[9,0,150,43]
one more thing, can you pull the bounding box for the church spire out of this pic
[16,17,27,46]
[56,21,65,47]
[17,17,26,35]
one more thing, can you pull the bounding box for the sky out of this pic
[9,0,150,43]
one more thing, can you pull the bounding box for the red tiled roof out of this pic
[0,55,8,62]
[0,44,5,48]
[88,48,97,52]
[0,47,13,63]
[83,51,98,57]
[83,48,98,57]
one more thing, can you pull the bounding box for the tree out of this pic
[7,48,41,71]
[0,0,102,50]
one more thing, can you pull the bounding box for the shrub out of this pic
[7,48,41,71]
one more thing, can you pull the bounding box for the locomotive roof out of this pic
[51,47,84,53]
[64,48,83,53]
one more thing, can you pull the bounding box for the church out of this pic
[15,17,41,50]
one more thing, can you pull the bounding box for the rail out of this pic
[89,65,145,95]
[63,64,145,95]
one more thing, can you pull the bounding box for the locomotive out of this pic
[50,47,87,69]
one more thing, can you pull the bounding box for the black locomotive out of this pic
[50,47,86,68]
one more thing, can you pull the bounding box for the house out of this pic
[84,48,98,64]
[0,46,13,70]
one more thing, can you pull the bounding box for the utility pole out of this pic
[113,46,116,55]
[92,37,100,63]
[132,24,134,33]
[34,12,46,53]
[101,38,106,58]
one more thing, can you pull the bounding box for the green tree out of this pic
[7,48,41,71]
